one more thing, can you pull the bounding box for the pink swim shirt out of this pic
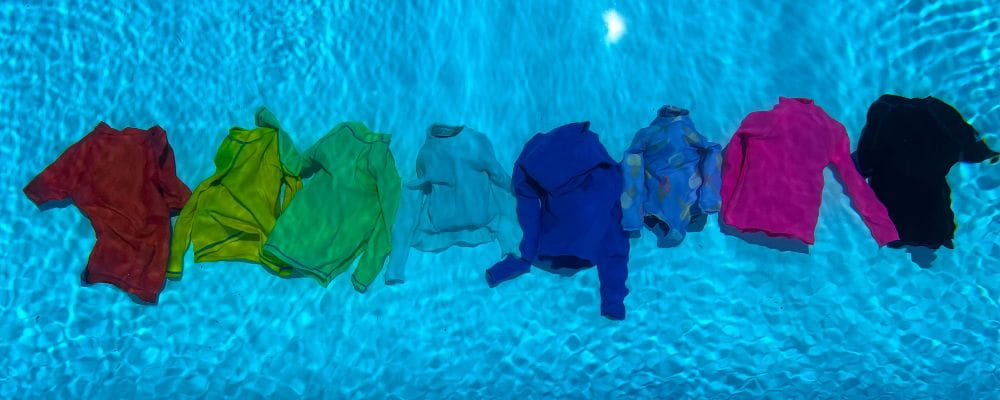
[721,97,899,246]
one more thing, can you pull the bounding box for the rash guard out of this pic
[621,106,723,247]
[486,122,630,320]
[385,124,521,284]
[853,95,999,249]
[720,97,899,246]
[168,108,303,278]
[262,122,401,292]
[25,123,191,303]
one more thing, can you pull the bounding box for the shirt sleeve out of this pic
[596,223,630,320]
[852,100,892,178]
[256,107,305,177]
[276,130,304,213]
[493,188,523,259]
[152,130,192,213]
[299,136,325,179]
[384,183,423,284]
[352,144,402,292]
[472,132,521,258]
[721,112,766,214]
[167,134,214,279]
[828,121,900,246]
[620,129,648,232]
[512,161,543,262]
[253,107,305,212]
[929,99,999,163]
[684,125,723,214]
[278,133,304,176]
[166,192,197,280]
[596,253,629,320]
[167,178,208,280]
[24,138,88,206]
[475,134,513,191]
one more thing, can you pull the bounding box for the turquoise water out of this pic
[3,0,1000,398]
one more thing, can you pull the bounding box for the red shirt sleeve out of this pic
[24,138,89,206]
[151,128,191,212]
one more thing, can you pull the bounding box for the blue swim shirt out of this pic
[620,106,723,246]
[486,122,630,320]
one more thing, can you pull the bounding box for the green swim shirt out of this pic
[261,122,401,292]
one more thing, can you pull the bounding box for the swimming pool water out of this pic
[2,0,999,398]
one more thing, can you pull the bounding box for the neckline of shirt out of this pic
[341,122,390,144]
[778,97,815,106]
[95,122,160,136]
[429,124,464,138]
[227,126,267,144]
[880,94,937,106]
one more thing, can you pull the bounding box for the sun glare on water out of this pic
[603,9,626,44]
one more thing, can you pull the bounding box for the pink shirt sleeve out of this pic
[827,120,899,246]
[721,112,767,209]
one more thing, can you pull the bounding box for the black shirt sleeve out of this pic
[929,98,999,163]
[853,98,893,177]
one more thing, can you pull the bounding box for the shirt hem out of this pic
[261,244,336,286]
[724,222,815,245]
[84,270,160,303]
[23,185,48,206]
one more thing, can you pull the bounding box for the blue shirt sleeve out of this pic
[512,163,542,262]
[620,129,649,232]
[684,125,723,214]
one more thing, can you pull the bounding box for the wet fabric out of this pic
[621,106,723,247]
[486,122,630,320]
[853,95,999,249]
[25,123,191,303]
[261,122,401,292]
[168,108,303,278]
[720,97,899,246]
[385,124,521,284]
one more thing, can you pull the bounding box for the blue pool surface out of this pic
[2,1,999,398]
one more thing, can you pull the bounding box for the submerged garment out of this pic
[486,122,630,320]
[720,97,899,246]
[385,124,521,284]
[24,123,191,303]
[621,106,723,247]
[853,95,999,249]
[168,108,303,278]
[262,122,401,291]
